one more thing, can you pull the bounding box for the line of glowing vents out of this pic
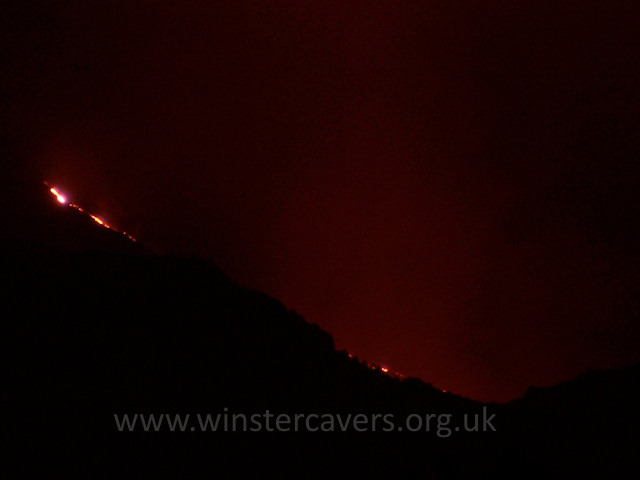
[47,184,137,242]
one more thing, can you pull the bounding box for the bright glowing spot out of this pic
[50,187,67,204]
[381,367,389,373]
[90,214,105,226]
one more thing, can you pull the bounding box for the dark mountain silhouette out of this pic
[3,182,638,478]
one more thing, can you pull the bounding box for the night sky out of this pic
[3,1,640,401]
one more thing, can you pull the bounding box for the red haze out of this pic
[3,1,640,401]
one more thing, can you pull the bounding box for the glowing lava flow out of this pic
[49,187,67,204]
[45,182,137,242]
[90,214,106,226]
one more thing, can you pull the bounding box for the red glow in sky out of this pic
[5,1,640,402]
